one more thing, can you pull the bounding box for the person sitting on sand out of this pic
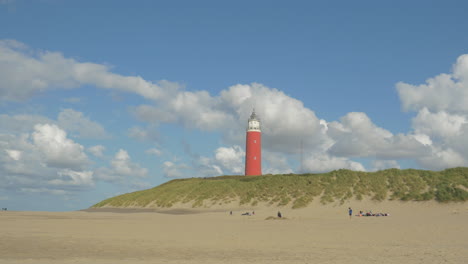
[277,211,282,218]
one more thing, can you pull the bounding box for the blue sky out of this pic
[1,0,468,211]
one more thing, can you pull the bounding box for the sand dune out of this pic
[1,201,467,264]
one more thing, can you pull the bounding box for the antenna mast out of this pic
[300,139,304,174]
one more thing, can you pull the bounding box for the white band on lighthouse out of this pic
[248,120,261,132]
[247,109,261,132]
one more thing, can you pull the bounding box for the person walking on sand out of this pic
[348,207,353,219]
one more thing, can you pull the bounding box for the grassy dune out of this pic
[92,167,468,209]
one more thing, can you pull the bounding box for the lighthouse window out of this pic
[254,156,256,160]
[254,140,256,143]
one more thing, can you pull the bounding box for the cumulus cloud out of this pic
[49,169,94,187]
[0,124,94,195]
[95,149,148,182]
[393,54,468,170]
[214,146,244,174]
[371,160,400,171]
[145,148,162,156]
[57,109,108,138]
[0,113,53,133]
[303,154,366,173]
[162,161,191,178]
[4,149,21,161]
[327,112,429,159]
[112,149,147,177]
[262,151,294,174]
[397,54,468,113]
[0,109,107,139]
[161,146,244,178]
[32,124,89,170]
[418,147,467,170]
[128,126,160,142]
[0,40,180,101]
[87,145,105,158]
[412,108,467,140]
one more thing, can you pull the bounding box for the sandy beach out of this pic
[1,201,467,264]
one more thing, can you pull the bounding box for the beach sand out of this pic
[1,200,467,264]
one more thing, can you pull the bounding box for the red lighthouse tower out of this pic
[245,109,262,176]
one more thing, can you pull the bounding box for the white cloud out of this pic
[112,149,147,177]
[162,161,191,178]
[303,154,366,173]
[263,151,294,174]
[418,147,467,170]
[397,54,468,113]
[94,149,148,182]
[412,108,467,140]
[214,145,244,174]
[0,40,181,102]
[145,148,162,156]
[327,112,429,159]
[0,126,95,195]
[57,109,108,138]
[197,156,224,176]
[128,126,160,142]
[0,111,112,193]
[133,104,177,124]
[160,146,244,178]
[411,134,432,146]
[371,160,400,171]
[0,113,53,133]
[49,169,94,187]
[395,55,468,170]
[32,124,89,170]
[87,145,105,158]
[0,109,107,139]
[4,149,21,161]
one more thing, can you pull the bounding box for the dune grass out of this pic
[92,167,468,209]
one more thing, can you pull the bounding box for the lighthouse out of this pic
[245,109,262,176]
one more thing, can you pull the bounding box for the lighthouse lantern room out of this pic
[245,109,262,176]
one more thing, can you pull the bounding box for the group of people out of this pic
[1,208,6,211]
[349,208,390,218]
[358,210,390,217]
[231,211,256,216]
[230,210,283,218]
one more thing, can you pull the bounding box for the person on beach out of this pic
[277,211,282,218]
[348,207,352,219]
